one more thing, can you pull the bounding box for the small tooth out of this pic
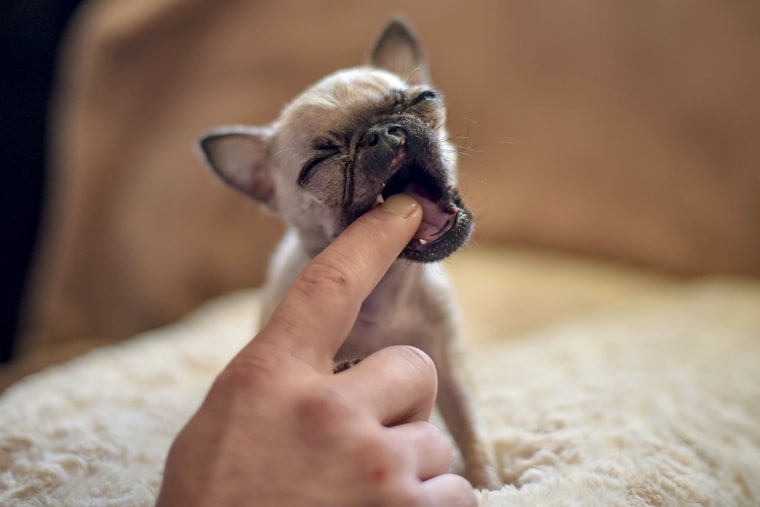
[375,194,385,205]
[419,238,428,245]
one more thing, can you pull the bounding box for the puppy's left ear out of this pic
[370,18,430,85]
[198,125,278,210]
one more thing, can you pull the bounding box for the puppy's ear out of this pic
[370,18,430,85]
[199,126,277,210]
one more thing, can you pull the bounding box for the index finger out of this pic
[252,194,422,370]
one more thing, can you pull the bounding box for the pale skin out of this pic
[155,194,478,507]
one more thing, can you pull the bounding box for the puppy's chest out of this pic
[336,301,432,361]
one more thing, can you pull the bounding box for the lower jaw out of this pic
[400,206,473,263]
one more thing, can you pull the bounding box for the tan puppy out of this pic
[199,19,500,490]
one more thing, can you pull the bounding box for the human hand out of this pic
[155,194,477,507]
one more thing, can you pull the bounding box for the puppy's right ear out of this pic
[199,126,277,210]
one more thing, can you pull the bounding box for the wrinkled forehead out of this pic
[278,68,409,135]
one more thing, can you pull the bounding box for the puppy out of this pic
[199,19,500,490]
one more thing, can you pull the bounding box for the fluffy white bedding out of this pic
[1,248,759,506]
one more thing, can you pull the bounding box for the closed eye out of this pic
[298,146,341,186]
[311,133,344,153]
[410,89,439,106]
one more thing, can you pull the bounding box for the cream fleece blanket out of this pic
[1,247,759,506]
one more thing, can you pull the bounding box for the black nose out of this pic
[366,124,406,149]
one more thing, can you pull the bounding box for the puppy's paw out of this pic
[332,358,362,374]
[467,462,502,491]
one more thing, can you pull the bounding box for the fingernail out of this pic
[380,194,420,218]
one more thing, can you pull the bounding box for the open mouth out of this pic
[369,152,472,263]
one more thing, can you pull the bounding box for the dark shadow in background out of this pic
[0,0,84,363]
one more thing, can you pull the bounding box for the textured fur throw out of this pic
[2,248,759,506]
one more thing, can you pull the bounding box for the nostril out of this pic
[366,124,406,148]
[387,126,405,139]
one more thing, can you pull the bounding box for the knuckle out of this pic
[419,420,453,456]
[295,386,351,431]
[211,353,276,396]
[434,428,455,457]
[212,363,258,395]
[358,433,402,469]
